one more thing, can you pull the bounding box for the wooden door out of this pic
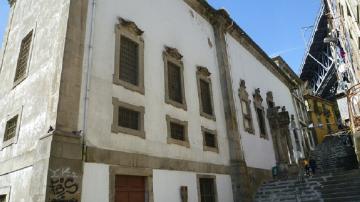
[115,175,145,202]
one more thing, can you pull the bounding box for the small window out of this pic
[112,98,145,138]
[0,194,6,202]
[166,115,189,147]
[164,46,187,110]
[3,115,18,142]
[197,66,215,120]
[114,18,144,94]
[202,127,218,153]
[118,107,140,130]
[197,175,217,202]
[14,30,33,85]
[170,122,185,141]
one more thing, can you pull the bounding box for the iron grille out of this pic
[3,115,18,142]
[118,107,140,130]
[0,195,6,202]
[168,62,183,103]
[170,122,185,141]
[14,31,33,82]
[119,36,139,85]
[199,178,216,202]
[204,132,216,148]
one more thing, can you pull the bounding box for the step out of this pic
[321,190,360,199]
[323,195,360,202]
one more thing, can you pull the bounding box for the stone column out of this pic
[212,10,252,202]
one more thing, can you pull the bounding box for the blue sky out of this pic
[0,0,320,73]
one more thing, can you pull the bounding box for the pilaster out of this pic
[211,9,252,202]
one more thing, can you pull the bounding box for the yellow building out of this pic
[304,94,339,144]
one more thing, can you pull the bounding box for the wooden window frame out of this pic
[238,80,254,134]
[196,66,215,120]
[253,88,268,139]
[114,18,145,94]
[201,127,219,153]
[112,97,145,139]
[196,174,218,202]
[166,115,189,148]
[2,108,22,149]
[163,46,187,110]
[13,30,34,87]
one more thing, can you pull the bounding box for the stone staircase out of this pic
[255,169,360,202]
[255,134,360,202]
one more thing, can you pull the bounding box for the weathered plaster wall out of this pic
[0,0,72,200]
[81,163,234,202]
[0,166,32,202]
[81,163,109,202]
[153,170,233,202]
[80,0,230,165]
[225,34,300,170]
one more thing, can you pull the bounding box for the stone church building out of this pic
[0,0,310,201]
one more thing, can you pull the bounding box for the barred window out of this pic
[3,115,18,142]
[119,36,139,85]
[204,132,216,148]
[14,31,33,83]
[168,62,183,103]
[118,107,140,130]
[170,122,185,141]
[112,97,145,138]
[200,79,213,116]
[199,178,217,202]
[0,195,6,202]
[114,19,144,94]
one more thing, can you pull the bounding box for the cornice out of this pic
[183,0,296,89]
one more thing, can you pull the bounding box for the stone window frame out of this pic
[1,107,22,149]
[109,166,153,202]
[166,115,190,148]
[253,88,268,139]
[13,29,35,88]
[201,127,219,153]
[0,187,10,202]
[196,174,218,202]
[111,97,145,139]
[113,17,145,94]
[238,80,254,134]
[163,46,187,110]
[196,66,216,121]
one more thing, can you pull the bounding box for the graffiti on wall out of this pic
[49,168,80,202]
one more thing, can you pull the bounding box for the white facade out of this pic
[0,0,70,200]
[226,34,303,169]
[0,0,308,201]
[81,0,230,165]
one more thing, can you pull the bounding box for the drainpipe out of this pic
[82,0,96,160]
